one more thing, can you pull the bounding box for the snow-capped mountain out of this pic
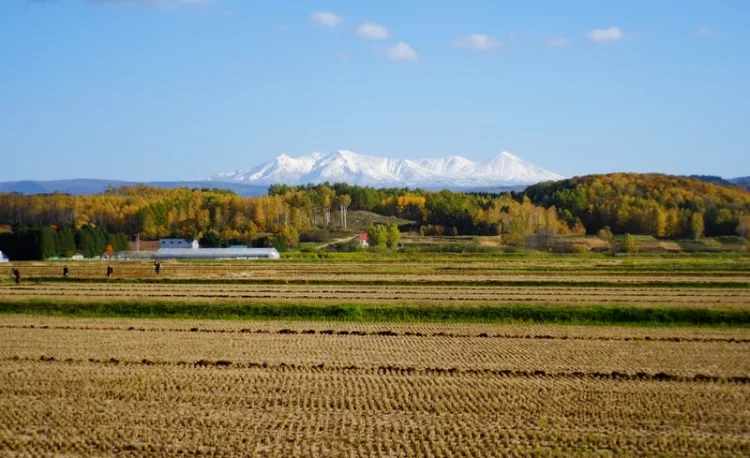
[210,150,563,189]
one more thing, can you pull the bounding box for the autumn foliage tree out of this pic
[524,173,750,238]
[622,233,637,253]
[3,174,748,247]
[690,213,705,240]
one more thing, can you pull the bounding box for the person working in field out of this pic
[63,265,69,278]
[12,268,20,285]
[153,261,161,275]
[106,265,114,278]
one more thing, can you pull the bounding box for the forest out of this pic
[523,173,750,238]
[0,174,748,258]
[0,225,130,261]
[0,184,571,245]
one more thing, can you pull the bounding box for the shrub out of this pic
[622,233,637,253]
[571,245,588,254]
[597,226,613,242]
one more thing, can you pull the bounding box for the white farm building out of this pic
[159,238,200,249]
[154,239,280,260]
[0,251,8,263]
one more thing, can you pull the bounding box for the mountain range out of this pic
[0,179,268,197]
[209,150,565,189]
[0,151,747,195]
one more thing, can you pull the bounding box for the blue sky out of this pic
[0,0,748,181]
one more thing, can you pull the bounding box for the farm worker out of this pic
[63,265,69,278]
[107,265,114,278]
[13,268,20,285]
[155,261,161,275]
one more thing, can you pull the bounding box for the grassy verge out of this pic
[2,299,749,327]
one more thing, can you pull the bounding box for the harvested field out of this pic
[2,258,750,325]
[7,259,750,284]
[2,256,750,456]
[2,317,750,376]
[3,282,750,308]
[1,316,749,456]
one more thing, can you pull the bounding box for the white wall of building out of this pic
[159,239,199,249]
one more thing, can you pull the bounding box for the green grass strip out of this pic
[2,299,749,327]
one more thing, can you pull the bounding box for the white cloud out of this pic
[357,22,389,40]
[386,42,419,62]
[310,11,341,28]
[547,37,570,48]
[452,34,500,51]
[587,26,624,44]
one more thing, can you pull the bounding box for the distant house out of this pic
[0,251,8,263]
[70,253,85,260]
[159,238,199,249]
[351,234,369,249]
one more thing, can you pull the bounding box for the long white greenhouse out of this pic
[153,247,281,260]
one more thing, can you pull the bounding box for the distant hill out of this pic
[684,175,750,191]
[684,175,737,187]
[523,173,750,237]
[731,176,750,190]
[0,179,268,197]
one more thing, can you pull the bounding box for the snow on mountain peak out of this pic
[210,151,563,189]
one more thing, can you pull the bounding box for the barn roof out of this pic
[154,247,280,259]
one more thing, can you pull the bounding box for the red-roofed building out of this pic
[351,233,369,249]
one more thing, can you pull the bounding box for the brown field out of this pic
[2,257,750,456]
[5,260,750,283]
[2,259,750,311]
[2,282,750,309]
[1,316,750,456]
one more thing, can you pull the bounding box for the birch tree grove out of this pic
[338,194,351,230]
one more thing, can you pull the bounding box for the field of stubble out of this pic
[1,255,749,456]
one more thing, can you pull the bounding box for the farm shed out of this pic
[153,247,280,260]
[0,251,8,262]
[159,238,200,249]
[351,234,369,248]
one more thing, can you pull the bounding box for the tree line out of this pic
[0,224,130,261]
[0,173,748,254]
[523,173,750,238]
[0,184,571,244]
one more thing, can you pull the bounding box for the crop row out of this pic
[1,360,748,456]
[4,283,749,307]
[8,257,750,272]
[8,260,750,284]
[2,323,749,343]
[3,326,748,377]
[13,282,748,294]
[4,315,748,340]
[8,355,750,384]
[19,274,750,287]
